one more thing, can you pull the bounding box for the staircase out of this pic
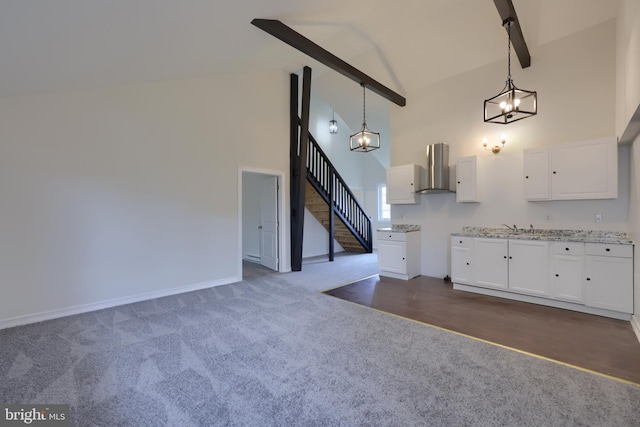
[305,181,368,252]
[304,132,373,254]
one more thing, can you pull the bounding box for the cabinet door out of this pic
[386,165,419,204]
[550,254,584,303]
[523,148,550,200]
[550,137,617,200]
[585,255,633,313]
[456,156,478,203]
[508,240,550,296]
[473,238,507,290]
[378,240,406,274]
[451,245,472,285]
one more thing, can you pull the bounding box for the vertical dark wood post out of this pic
[290,66,312,271]
[289,73,300,270]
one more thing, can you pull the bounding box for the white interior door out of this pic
[259,176,279,271]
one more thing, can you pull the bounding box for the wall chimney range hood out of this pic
[416,142,454,194]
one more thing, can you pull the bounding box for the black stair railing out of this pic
[302,121,373,253]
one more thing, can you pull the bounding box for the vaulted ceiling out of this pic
[0,0,618,127]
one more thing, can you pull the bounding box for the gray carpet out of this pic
[1,252,639,426]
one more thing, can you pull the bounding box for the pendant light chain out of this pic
[507,20,512,82]
[362,83,366,126]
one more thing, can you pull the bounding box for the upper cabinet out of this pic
[523,137,618,201]
[523,148,550,201]
[386,164,422,204]
[456,156,479,203]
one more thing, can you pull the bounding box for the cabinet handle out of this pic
[555,274,559,277]
[466,262,469,265]
[503,256,507,259]
[565,247,569,251]
[388,235,392,238]
[605,248,610,252]
[459,240,463,244]
[457,181,461,184]
[553,171,557,174]
[509,256,512,259]
[586,277,591,281]
[525,176,529,179]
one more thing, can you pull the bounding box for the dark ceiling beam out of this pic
[251,18,406,107]
[493,0,531,68]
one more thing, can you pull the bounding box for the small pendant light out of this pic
[350,83,380,152]
[329,110,338,134]
[484,17,537,124]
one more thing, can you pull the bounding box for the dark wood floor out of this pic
[324,274,640,385]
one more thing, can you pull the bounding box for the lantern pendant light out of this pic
[484,17,537,124]
[350,83,380,152]
[329,110,338,134]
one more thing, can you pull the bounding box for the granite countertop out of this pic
[378,224,421,233]
[452,226,633,245]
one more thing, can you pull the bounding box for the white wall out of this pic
[0,69,290,326]
[390,20,619,278]
[617,0,640,135]
[617,0,640,336]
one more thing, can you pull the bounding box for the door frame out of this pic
[238,167,289,277]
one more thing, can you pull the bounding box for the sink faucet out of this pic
[502,224,516,232]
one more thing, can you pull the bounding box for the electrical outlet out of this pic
[595,214,603,223]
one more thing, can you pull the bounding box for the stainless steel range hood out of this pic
[416,142,454,194]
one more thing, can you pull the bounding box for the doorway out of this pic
[240,168,286,274]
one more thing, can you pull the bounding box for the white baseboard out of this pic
[243,254,261,263]
[0,275,241,330]
[631,315,640,344]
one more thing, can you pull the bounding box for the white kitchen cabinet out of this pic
[549,242,584,303]
[455,156,479,203]
[386,164,422,204]
[473,238,508,290]
[523,137,617,201]
[508,240,550,297]
[377,230,421,280]
[451,233,633,320]
[550,138,617,200]
[523,148,550,200]
[451,236,473,285]
[585,243,633,313]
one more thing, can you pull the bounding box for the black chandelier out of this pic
[484,17,537,124]
[350,83,380,152]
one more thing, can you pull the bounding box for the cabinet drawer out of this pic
[550,242,584,255]
[585,243,633,258]
[451,236,473,247]
[377,231,407,242]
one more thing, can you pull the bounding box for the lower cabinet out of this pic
[508,240,549,296]
[450,236,634,320]
[585,243,633,313]
[472,238,549,296]
[473,238,508,290]
[378,230,421,280]
[549,242,584,303]
[450,237,473,285]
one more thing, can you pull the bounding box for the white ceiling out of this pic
[0,0,618,121]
